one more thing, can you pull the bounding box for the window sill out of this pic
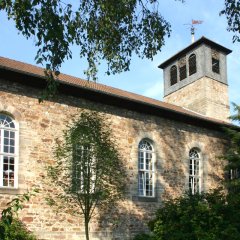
[0,187,26,195]
[132,195,158,202]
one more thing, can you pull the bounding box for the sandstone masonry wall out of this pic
[164,77,230,122]
[0,78,227,239]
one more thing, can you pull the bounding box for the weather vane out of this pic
[185,20,203,43]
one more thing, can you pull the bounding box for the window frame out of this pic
[179,64,187,81]
[72,144,96,194]
[170,65,178,86]
[212,57,220,74]
[188,53,197,76]
[189,148,201,194]
[138,139,155,197]
[228,168,240,180]
[0,114,19,189]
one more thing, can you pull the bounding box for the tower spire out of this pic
[191,25,195,43]
[185,20,203,43]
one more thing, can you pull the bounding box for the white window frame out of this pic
[72,145,96,194]
[138,139,154,197]
[189,148,201,194]
[0,114,18,189]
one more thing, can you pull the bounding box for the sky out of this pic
[0,0,239,116]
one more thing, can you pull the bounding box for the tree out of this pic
[133,104,240,240]
[0,190,38,240]
[0,0,183,80]
[222,104,240,234]
[224,103,240,193]
[47,110,127,240]
[221,0,240,43]
[146,190,240,240]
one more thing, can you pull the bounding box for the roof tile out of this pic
[0,56,230,126]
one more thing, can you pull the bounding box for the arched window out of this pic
[179,57,187,81]
[189,148,201,194]
[211,49,220,74]
[179,64,187,80]
[189,54,197,76]
[212,58,220,74]
[138,139,154,197]
[0,114,17,188]
[170,65,178,86]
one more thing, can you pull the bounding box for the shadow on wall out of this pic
[95,200,157,240]
[3,81,227,239]
[92,119,183,239]
[94,115,227,239]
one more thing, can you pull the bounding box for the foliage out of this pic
[222,103,240,237]
[148,190,240,240]
[144,104,240,240]
[1,189,38,226]
[221,0,240,43]
[223,103,240,193]
[132,232,153,240]
[0,189,38,240]
[0,0,182,81]
[47,110,127,240]
[0,219,37,240]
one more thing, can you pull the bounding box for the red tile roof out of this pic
[0,56,231,127]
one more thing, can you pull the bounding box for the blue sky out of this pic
[0,0,239,115]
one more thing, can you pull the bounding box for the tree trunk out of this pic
[84,217,90,240]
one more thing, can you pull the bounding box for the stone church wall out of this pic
[0,78,227,239]
[164,77,230,122]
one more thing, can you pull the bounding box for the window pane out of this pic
[10,139,14,146]
[212,58,220,74]
[170,66,177,86]
[4,130,9,138]
[0,115,16,188]
[189,160,193,175]
[138,139,154,197]
[146,172,153,196]
[10,132,15,138]
[189,54,197,76]
[189,149,200,194]
[4,146,9,153]
[10,147,14,154]
[0,115,15,129]
[179,65,187,80]
[2,156,15,187]
[10,157,14,165]
[138,172,144,196]
[138,151,144,170]
[146,153,150,170]
[4,138,9,145]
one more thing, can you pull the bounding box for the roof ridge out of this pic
[0,55,231,126]
[0,56,182,108]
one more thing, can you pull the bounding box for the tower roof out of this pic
[158,36,232,69]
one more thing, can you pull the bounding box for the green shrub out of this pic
[0,218,37,240]
[0,190,38,240]
[133,232,153,240]
[148,190,240,240]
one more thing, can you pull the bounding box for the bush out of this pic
[133,233,153,240]
[0,190,38,240]
[0,218,37,240]
[148,190,240,240]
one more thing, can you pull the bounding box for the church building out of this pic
[0,37,232,239]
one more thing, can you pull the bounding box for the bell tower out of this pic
[159,37,232,122]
